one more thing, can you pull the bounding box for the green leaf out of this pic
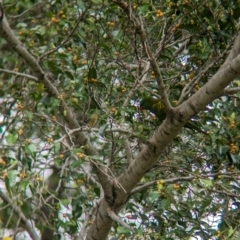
[7,170,18,188]
[229,112,235,121]
[147,191,160,202]
[88,155,102,161]
[94,187,100,197]
[61,198,71,206]
[72,198,83,219]
[16,22,28,28]
[117,226,131,234]
[111,30,120,37]
[88,67,97,80]
[25,143,37,157]
[200,179,213,187]
[72,148,83,154]
[230,154,240,169]
[22,156,32,170]
[36,83,45,93]
[137,4,151,14]
[228,227,234,237]
[70,160,83,168]
[6,133,18,144]
[24,110,33,120]
[54,142,61,153]
[18,180,29,192]
[218,145,229,155]
[98,124,108,135]
[160,199,171,210]
[36,26,46,35]
[5,176,11,193]
[91,0,102,3]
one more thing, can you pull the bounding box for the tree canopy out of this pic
[1,0,240,239]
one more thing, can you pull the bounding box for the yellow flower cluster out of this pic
[156,9,163,18]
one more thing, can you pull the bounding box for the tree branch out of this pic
[107,208,134,232]
[0,68,38,81]
[131,172,239,194]
[221,30,240,68]
[0,8,112,192]
[78,203,98,239]
[0,189,40,240]
[178,59,216,104]
[87,4,240,240]
[38,7,88,62]
[118,48,240,193]
[112,0,171,111]
[223,87,240,95]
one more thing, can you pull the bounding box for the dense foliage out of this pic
[1,0,240,239]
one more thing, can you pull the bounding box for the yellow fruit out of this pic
[19,172,27,179]
[156,10,164,18]
[173,183,180,189]
[47,137,53,143]
[2,172,7,179]
[121,87,127,93]
[189,71,194,79]
[0,158,6,165]
[16,103,23,110]
[73,55,78,61]
[18,129,24,135]
[77,152,85,158]
[107,22,114,27]
[195,84,200,90]
[51,15,59,23]
[158,179,165,184]
[36,176,42,182]
[111,107,117,113]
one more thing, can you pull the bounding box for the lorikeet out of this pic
[140,97,206,134]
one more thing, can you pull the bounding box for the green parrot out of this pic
[140,97,206,134]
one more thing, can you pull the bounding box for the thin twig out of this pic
[8,2,45,20]
[112,0,171,110]
[0,189,40,240]
[0,8,111,193]
[38,6,89,62]
[131,172,240,194]
[0,68,38,81]
[107,208,134,231]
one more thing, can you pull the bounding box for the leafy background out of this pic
[1,0,240,239]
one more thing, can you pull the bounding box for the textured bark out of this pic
[1,1,240,239]
[0,7,112,240]
[86,31,240,239]
[85,199,113,240]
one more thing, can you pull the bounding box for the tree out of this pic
[1,0,240,239]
